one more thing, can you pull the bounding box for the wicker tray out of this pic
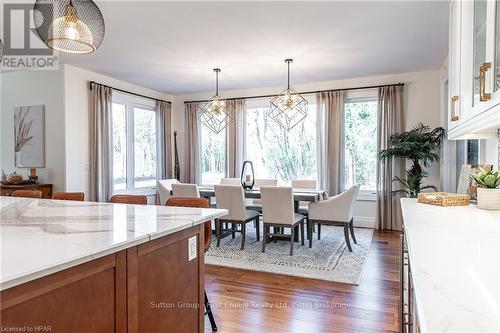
[417,192,470,207]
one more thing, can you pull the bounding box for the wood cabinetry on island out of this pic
[0,197,227,333]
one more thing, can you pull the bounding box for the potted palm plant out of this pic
[378,123,447,198]
[472,169,500,210]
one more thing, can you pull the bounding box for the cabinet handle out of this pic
[451,96,459,121]
[480,62,492,101]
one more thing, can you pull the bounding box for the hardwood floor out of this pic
[204,230,401,333]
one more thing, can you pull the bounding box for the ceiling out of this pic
[59,1,449,95]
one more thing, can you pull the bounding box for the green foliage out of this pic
[378,123,447,198]
[344,101,378,190]
[472,169,500,189]
[392,170,438,197]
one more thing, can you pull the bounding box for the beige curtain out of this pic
[156,100,172,180]
[89,82,113,202]
[377,85,405,230]
[317,91,345,196]
[185,102,200,183]
[226,99,246,178]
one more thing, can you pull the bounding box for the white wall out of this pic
[63,64,174,198]
[176,70,443,227]
[1,69,66,191]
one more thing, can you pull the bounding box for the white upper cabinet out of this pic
[448,0,500,139]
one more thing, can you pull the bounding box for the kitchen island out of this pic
[0,197,227,333]
[400,198,500,332]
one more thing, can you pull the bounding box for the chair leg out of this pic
[290,227,295,255]
[349,219,357,244]
[240,223,246,250]
[317,223,321,240]
[343,224,352,252]
[255,217,260,241]
[262,224,267,253]
[216,219,221,247]
[300,220,304,246]
[231,223,235,239]
[273,226,277,243]
[308,220,313,248]
[205,290,218,332]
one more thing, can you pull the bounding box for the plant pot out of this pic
[476,187,500,210]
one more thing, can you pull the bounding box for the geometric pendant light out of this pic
[198,68,234,134]
[269,59,308,131]
[33,0,105,54]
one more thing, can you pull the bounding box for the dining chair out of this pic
[261,186,305,255]
[307,185,360,251]
[214,185,260,250]
[220,178,241,185]
[164,197,217,332]
[291,179,317,189]
[52,192,85,201]
[157,179,180,205]
[255,179,278,188]
[291,179,317,212]
[247,179,278,212]
[109,194,148,205]
[11,190,42,198]
[171,183,200,198]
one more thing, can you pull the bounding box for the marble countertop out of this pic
[0,197,227,291]
[401,199,500,333]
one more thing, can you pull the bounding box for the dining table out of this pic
[198,186,328,242]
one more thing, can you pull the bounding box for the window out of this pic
[200,123,226,185]
[111,93,156,192]
[245,98,317,183]
[344,90,378,192]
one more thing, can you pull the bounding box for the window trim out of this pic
[111,93,157,194]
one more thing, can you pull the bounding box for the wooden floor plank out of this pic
[204,230,400,333]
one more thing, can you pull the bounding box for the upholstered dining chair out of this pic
[247,178,278,212]
[220,178,241,185]
[171,183,200,198]
[11,190,42,198]
[157,179,180,205]
[307,185,360,251]
[291,179,317,214]
[261,186,305,255]
[52,192,85,201]
[214,185,260,250]
[291,179,317,189]
[164,197,217,332]
[109,194,148,205]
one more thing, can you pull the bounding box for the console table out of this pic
[0,184,53,198]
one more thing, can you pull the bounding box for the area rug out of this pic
[205,223,374,285]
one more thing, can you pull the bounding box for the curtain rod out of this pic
[184,82,404,104]
[89,81,172,105]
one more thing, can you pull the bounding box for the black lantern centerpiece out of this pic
[240,161,255,190]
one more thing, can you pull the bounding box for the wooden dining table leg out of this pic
[292,200,300,242]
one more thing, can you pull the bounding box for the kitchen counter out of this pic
[0,197,228,290]
[400,198,500,332]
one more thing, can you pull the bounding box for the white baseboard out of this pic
[353,216,375,228]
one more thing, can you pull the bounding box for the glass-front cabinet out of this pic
[448,0,500,139]
[472,0,487,108]
[449,0,462,130]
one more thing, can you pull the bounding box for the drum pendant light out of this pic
[34,0,105,54]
